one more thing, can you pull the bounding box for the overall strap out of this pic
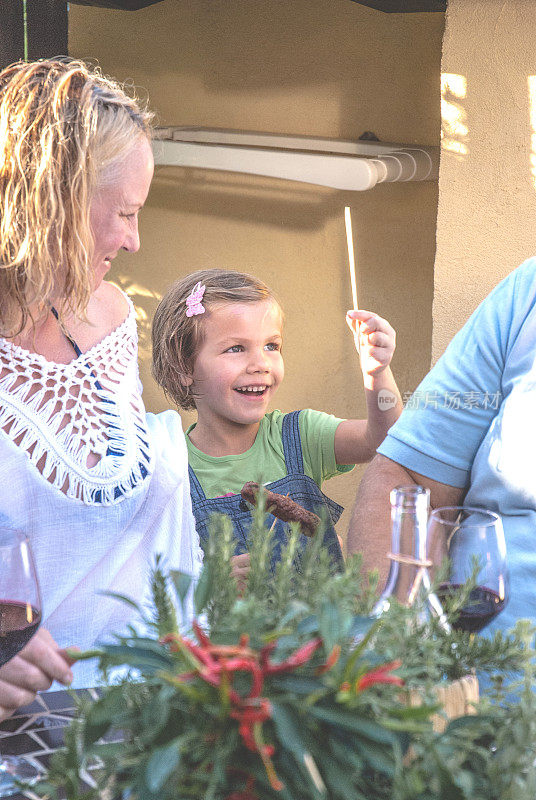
[281,410,305,475]
[188,463,207,502]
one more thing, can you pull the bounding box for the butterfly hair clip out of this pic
[185,282,206,317]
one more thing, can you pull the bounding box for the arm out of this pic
[334,310,403,465]
[348,454,464,584]
[0,628,74,721]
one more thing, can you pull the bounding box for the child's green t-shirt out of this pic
[186,409,354,499]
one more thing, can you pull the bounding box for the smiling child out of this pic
[152,269,402,569]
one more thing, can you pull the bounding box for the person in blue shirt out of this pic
[348,257,536,637]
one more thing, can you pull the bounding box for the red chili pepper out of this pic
[230,700,273,753]
[166,626,329,793]
[354,660,404,693]
[316,644,341,675]
[193,619,211,647]
[263,637,323,674]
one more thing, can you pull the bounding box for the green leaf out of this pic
[309,705,398,747]
[389,702,440,721]
[354,736,397,778]
[97,640,173,672]
[341,619,381,683]
[137,686,174,744]
[272,675,324,694]
[348,615,377,642]
[88,741,126,759]
[329,733,364,773]
[296,614,320,636]
[382,717,430,734]
[318,601,352,652]
[170,570,193,606]
[145,736,183,792]
[194,560,214,615]
[271,702,326,796]
[151,558,179,636]
[67,648,105,662]
[98,590,141,611]
[314,748,359,798]
[272,705,305,758]
[32,781,60,800]
[445,713,496,733]
[84,687,127,745]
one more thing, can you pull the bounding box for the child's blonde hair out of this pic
[152,269,281,410]
[0,58,154,337]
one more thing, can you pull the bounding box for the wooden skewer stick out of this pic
[344,206,360,355]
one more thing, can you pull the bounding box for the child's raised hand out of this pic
[346,310,396,377]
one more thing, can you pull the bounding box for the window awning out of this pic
[69,0,163,9]
[69,0,445,10]
[351,0,445,9]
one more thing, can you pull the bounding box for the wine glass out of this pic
[0,529,42,795]
[427,507,509,633]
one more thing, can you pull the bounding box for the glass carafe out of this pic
[373,486,449,631]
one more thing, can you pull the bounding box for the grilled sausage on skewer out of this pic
[240,482,320,537]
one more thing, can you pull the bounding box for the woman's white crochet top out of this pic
[0,298,202,687]
[0,299,151,504]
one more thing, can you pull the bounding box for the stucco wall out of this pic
[69,0,444,542]
[435,0,536,359]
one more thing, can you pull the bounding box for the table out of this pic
[0,689,101,800]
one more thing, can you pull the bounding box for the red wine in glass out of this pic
[0,531,43,795]
[428,507,509,634]
[437,583,506,633]
[0,600,42,667]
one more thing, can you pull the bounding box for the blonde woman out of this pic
[0,59,201,718]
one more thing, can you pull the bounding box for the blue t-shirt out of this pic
[379,257,536,636]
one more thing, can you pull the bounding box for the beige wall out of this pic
[435,0,536,359]
[69,0,444,542]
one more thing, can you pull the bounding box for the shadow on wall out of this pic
[149,171,343,229]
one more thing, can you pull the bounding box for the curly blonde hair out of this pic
[0,58,154,337]
[152,269,282,411]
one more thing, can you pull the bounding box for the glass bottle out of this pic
[373,486,449,631]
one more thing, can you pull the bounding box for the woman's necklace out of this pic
[50,306,84,358]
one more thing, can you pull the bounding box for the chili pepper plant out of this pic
[37,499,536,800]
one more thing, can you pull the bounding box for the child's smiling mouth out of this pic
[234,385,269,396]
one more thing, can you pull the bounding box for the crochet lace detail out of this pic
[0,303,154,505]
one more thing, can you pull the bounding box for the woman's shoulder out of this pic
[55,281,132,355]
[66,281,133,352]
[91,281,131,330]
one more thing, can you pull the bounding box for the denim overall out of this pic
[188,411,345,570]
